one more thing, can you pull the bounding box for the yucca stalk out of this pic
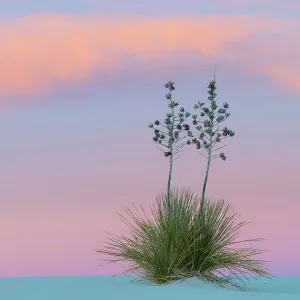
[187,75,235,218]
[148,81,192,213]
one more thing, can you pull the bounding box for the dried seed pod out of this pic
[164,151,172,157]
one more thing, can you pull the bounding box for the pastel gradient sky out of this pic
[0,0,299,278]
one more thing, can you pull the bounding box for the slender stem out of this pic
[198,129,213,218]
[167,151,173,211]
[166,95,175,214]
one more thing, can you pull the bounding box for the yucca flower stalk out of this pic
[148,81,192,212]
[187,75,235,217]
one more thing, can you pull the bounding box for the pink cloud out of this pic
[0,13,299,99]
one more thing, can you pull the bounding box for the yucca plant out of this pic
[96,188,272,290]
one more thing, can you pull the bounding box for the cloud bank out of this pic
[0,13,299,99]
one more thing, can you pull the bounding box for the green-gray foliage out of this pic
[96,188,272,290]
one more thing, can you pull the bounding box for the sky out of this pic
[0,0,299,278]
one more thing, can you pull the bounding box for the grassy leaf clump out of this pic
[96,188,272,290]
